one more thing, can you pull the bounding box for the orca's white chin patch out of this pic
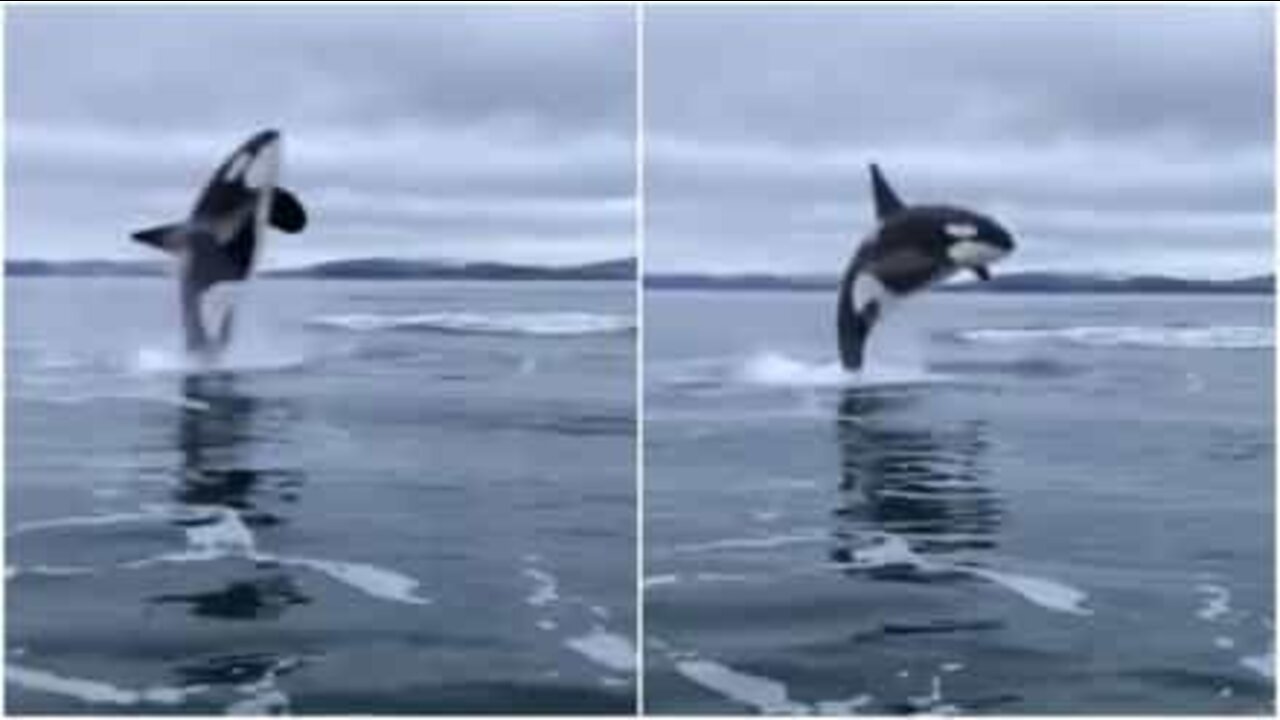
[947,239,1007,268]
[243,139,281,190]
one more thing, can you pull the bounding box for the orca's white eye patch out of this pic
[223,152,251,181]
[944,222,979,239]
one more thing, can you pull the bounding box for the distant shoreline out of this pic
[644,272,1274,295]
[5,260,1272,294]
[5,258,637,282]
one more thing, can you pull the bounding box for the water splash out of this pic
[132,344,309,375]
[735,351,942,389]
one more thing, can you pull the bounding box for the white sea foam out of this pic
[59,503,433,607]
[223,657,297,715]
[815,694,874,714]
[283,557,431,606]
[907,674,960,715]
[7,664,207,707]
[7,564,98,580]
[308,311,635,337]
[565,627,636,673]
[120,508,257,569]
[956,325,1272,350]
[841,532,925,570]
[24,390,213,412]
[675,660,808,715]
[226,688,289,715]
[9,509,166,538]
[670,649,873,715]
[1241,642,1273,679]
[964,567,1093,616]
[839,532,1093,616]
[643,574,680,589]
[674,530,827,554]
[693,572,757,584]
[183,508,257,559]
[524,567,560,607]
[1196,583,1232,621]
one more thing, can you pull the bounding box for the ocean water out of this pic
[6,277,637,714]
[644,289,1274,714]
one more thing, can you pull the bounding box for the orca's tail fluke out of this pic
[838,303,876,372]
[837,297,880,372]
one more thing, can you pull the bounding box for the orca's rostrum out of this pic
[837,164,1016,370]
[131,129,308,360]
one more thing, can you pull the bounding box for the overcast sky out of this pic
[8,6,635,267]
[646,6,1274,278]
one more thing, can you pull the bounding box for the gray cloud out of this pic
[645,6,1273,277]
[8,6,636,266]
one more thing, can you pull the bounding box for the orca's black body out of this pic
[132,129,307,360]
[837,165,1015,370]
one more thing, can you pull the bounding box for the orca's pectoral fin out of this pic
[131,223,185,253]
[838,300,880,372]
[269,187,307,233]
[972,266,992,282]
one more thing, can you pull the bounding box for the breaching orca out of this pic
[837,164,1015,370]
[131,129,307,360]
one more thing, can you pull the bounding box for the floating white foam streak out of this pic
[957,325,1272,350]
[7,664,208,707]
[309,311,635,337]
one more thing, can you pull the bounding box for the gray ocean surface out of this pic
[644,289,1274,715]
[7,277,637,714]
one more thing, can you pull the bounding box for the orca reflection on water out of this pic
[131,129,308,361]
[837,165,1015,370]
[832,389,1003,559]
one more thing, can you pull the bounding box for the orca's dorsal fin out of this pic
[870,163,905,220]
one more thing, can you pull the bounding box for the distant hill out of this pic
[942,272,1274,294]
[645,271,1274,294]
[645,273,833,291]
[7,260,1270,293]
[7,257,637,281]
[266,257,635,281]
[6,259,166,277]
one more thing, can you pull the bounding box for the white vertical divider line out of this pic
[0,4,9,713]
[1270,6,1279,709]
[634,1,647,713]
